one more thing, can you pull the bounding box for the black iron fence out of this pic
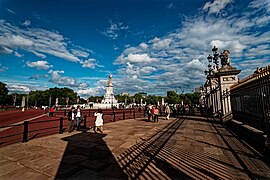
[230,65,270,131]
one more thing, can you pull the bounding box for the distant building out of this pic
[138,92,147,98]
[121,92,130,96]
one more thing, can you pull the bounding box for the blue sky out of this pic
[0,0,269,97]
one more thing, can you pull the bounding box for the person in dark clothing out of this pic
[67,107,75,133]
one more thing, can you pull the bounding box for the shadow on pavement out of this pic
[55,131,127,179]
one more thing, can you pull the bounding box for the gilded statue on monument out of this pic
[107,75,113,86]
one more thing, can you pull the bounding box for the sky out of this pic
[0,0,269,97]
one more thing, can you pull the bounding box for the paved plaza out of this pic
[0,117,269,179]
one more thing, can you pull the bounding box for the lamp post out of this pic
[205,46,224,123]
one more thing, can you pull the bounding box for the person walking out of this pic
[75,105,82,131]
[165,105,170,120]
[151,106,155,122]
[67,106,75,133]
[94,109,104,133]
[154,108,159,122]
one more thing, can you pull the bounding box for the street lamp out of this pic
[205,46,226,124]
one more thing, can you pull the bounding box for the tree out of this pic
[166,90,180,104]
[133,93,143,104]
[0,82,9,105]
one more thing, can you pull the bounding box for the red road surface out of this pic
[0,108,145,147]
[0,109,45,126]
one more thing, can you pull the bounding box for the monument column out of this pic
[216,50,241,122]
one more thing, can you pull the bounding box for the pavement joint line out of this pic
[0,114,47,132]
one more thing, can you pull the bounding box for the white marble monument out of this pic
[101,75,117,105]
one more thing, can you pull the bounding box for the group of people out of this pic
[146,104,171,122]
[67,106,104,133]
[67,105,83,132]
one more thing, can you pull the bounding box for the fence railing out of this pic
[0,109,145,147]
[230,65,270,131]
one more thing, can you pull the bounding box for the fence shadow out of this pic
[55,132,127,179]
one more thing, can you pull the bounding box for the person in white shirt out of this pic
[165,105,170,120]
[94,109,104,133]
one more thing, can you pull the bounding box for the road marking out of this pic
[0,114,46,132]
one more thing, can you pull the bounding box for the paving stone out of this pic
[0,166,50,180]
[0,161,23,176]
[0,117,269,179]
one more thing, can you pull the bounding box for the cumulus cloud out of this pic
[203,0,234,15]
[48,70,89,88]
[112,0,270,95]
[116,53,158,64]
[7,84,31,94]
[0,19,92,62]
[101,19,128,40]
[80,58,96,68]
[26,60,53,70]
[22,20,31,26]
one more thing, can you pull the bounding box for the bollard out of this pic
[113,111,116,122]
[22,121,29,143]
[133,111,135,119]
[59,117,63,134]
[83,115,87,129]
[64,109,66,116]
[123,112,125,120]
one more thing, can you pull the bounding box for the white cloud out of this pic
[80,59,96,68]
[26,60,53,70]
[203,0,234,15]
[7,84,31,94]
[6,8,16,14]
[150,37,173,50]
[139,43,148,49]
[0,46,13,54]
[249,0,270,13]
[0,64,8,72]
[14,52,22,57]
[101,19,129,40]
[167,3,175,10]
[48,70,89,88]
[0,19,91,62]
[31,51,46,58]
[116,53,158,64]
[22,20,31,26]
[112,0,270,95]
[71,49,89,58]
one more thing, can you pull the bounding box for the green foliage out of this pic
[165,90,201,105]
[28,87,78,106]
[0,82,9,105]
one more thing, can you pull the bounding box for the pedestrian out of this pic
[147,105,151,122]
[49,106,54,116]
[165,104,170,120]
[94,109,104,133]
[154,108,159,122]
[151,105,155,122]
[75,105,82,131]
[67,106,75,133]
